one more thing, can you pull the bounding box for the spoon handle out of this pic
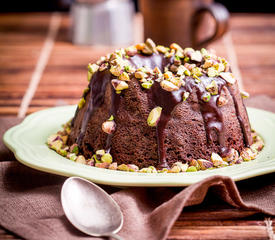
[108,232,123,240]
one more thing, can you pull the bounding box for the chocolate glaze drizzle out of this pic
[72,53,250,168]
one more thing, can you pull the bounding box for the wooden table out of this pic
[0,12,275,239]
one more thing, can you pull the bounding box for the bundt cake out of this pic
[47,39,264,173]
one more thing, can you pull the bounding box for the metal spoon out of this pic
[61,177,123,240]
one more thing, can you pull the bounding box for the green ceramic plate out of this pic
[3,106,275,186]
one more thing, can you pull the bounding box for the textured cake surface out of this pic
[68,39,253,169]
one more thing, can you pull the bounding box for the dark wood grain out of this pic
[0,12,275,239]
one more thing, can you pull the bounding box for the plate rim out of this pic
[3,105,275,186]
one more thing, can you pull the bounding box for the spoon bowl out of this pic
[61,177,123,239]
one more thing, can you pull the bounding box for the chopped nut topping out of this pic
[111,79,129,91]
[160,80,179,91]
[219,72,236,85]
[147,106,162,127]
[182,92,190,101]
[190,50,203,62]
[102,120,116,134]
[156,45,169,54]
[78,97,86,109]
[206,80,218,95]
[240,91,250,99]
[119,72,130,81]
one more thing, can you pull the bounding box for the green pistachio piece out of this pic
[240,91,250,99]
[67,153,77,161]
[108,115,114,121]
[87,63,99,81]
[141,82,153,89]
[111,79,129,91]
[206,80,218,95]
[202,92,211,102]
[51,140,63,151]
[197,159,213,170]
[207,67,218,77]
[156,45,168,54]
[76,155,86,164]
[191,67,203,77]
[186,166,197,172]
[147,106,162,127]
[119,72,130,81]
[70,144,79,154]
[182,92,190,101]
[109,162,118,170]
[101,153,113,164]
[78,98,86,109]
[117,164,130,171]
[211,152,228,167]
[219,72,236,85]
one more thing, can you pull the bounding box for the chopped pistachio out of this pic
[206,80,218,95]
[211,152,228,167]
[76,155,86,164]
[163,71,173,80]
[240,148,257,161]
[200,48,208,57]
[67,153,77,161]
[156,45,169,54]
[101,153,113,164]
[153,66,162,75]
[87,63,99,81]
[136,43,145,51]
[189,159,200,170]
[125,46,138,56]
[147,106,162,127]
[183,56,190,63]
[109,162,118,170]
[170,43,183,51]
[182,92,190,101]
[223,148,239,163]
[160,80,179,91]
[141,81,153,89]
[111,79,129,91]
[197,159,213,170]
[214,63,225,72]
[119,72,130,81]
[176,65,187,76]
[202,59,214,69]
[186,166,197,172]
[135,71,146,79]
[110,65,122,77]
[117,164,130,171]
[50,140,63,151]
[95,162,110,168]
[96,149,105,160]
[207,67,219,77]
[202,92,211,102]
[172,162,188,172]
[219,72,236,85]
[190,50,203,62]
[240,91,250,99]
[70,144,79,155]
[127,164,139,172]
[99,63,108,72]
[78,98,86,109]
[191,67,203,77]
[142,45,153,55]
[102,120,116,134]
[169,166,181,173]
[145,38,156,52]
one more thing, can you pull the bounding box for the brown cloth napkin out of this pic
[0,95,275,240]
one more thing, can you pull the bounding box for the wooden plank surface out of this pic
[0,12,275,240]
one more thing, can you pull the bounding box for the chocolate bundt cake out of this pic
[64,38,257,170]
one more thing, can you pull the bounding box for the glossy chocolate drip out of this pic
[105,88,121,152]
[227,87,250,147]
[76,70,112,145]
